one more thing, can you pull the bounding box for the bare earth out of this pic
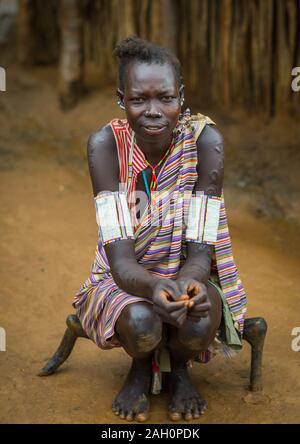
[0,66,300,424]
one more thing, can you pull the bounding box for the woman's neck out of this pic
[135,133,173,165]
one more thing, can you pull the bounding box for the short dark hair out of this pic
[114,36,183,91]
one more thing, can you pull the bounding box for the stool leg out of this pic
[66,314,88,338]
[37,315,88,376]
[243,317,268,391]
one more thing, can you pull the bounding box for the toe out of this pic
[135,412,148,422]
[197,400,207,414]
[112,403,120,415]
[126,412,134,422]
[134,397,149,422]
[169,411,182,421]
[184,410,193,421]
[192,406,200,419]
[169,405,182,422]
[119,410,127,420]
[184,401,194,421]
[190,399,200,419]
[169,400,184,422]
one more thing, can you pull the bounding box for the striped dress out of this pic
[72,111,247,358]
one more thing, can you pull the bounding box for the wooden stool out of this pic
[38,315,267,392]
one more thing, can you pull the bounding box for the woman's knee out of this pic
[178,317,215,350]
[117,302,163,353]
[178,285,222,350]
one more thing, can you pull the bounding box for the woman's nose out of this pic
[144,101,162,118]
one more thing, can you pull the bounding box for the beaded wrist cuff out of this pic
[94,191,134,245]
[186,194,221,245]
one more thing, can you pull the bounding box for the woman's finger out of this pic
[189,291,208,304]
[177,279,202,298]
[186,280,203,297]
[187,311,209,320]
[154,304,187,319]
[164,280,186,301]
[170,306,188,320]
[176,310,188,326]
[189,302,211,312]
[157,296,188,312]
[154,305,187,327]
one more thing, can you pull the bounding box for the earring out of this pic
[180,97,185,106]
[118,100,125,110]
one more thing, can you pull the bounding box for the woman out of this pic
[72,36,247,422]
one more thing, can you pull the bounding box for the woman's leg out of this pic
[166,282,222,421]
[112,301,163,422]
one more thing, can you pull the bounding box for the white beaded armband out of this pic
[186,194,221,244]
[94,191,134,245]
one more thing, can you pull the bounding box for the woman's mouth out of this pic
[142,125,167,135]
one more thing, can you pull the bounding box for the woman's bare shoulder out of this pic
[87,124,120,195]
[194,122,224,195]
[87,123,116,157]
[196,123,224,147]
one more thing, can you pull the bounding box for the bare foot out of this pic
[112,358,152,422]
[168,366,207,421]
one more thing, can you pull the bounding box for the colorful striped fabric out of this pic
[72,110,247,357]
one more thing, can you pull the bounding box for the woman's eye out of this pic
[162,96,175,102]
[131,98,144,103]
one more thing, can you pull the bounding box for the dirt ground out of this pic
[0,66,300,424]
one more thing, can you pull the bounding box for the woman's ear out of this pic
[117,89,125,110]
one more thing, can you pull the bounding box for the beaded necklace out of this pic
[130,132,173,199]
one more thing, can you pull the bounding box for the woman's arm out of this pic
[176,123,224,285]
[87,125,160,300]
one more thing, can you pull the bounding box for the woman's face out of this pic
[120,61,182,144]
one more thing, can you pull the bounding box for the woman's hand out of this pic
[151,279,190,328]
[176,279,211,323]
